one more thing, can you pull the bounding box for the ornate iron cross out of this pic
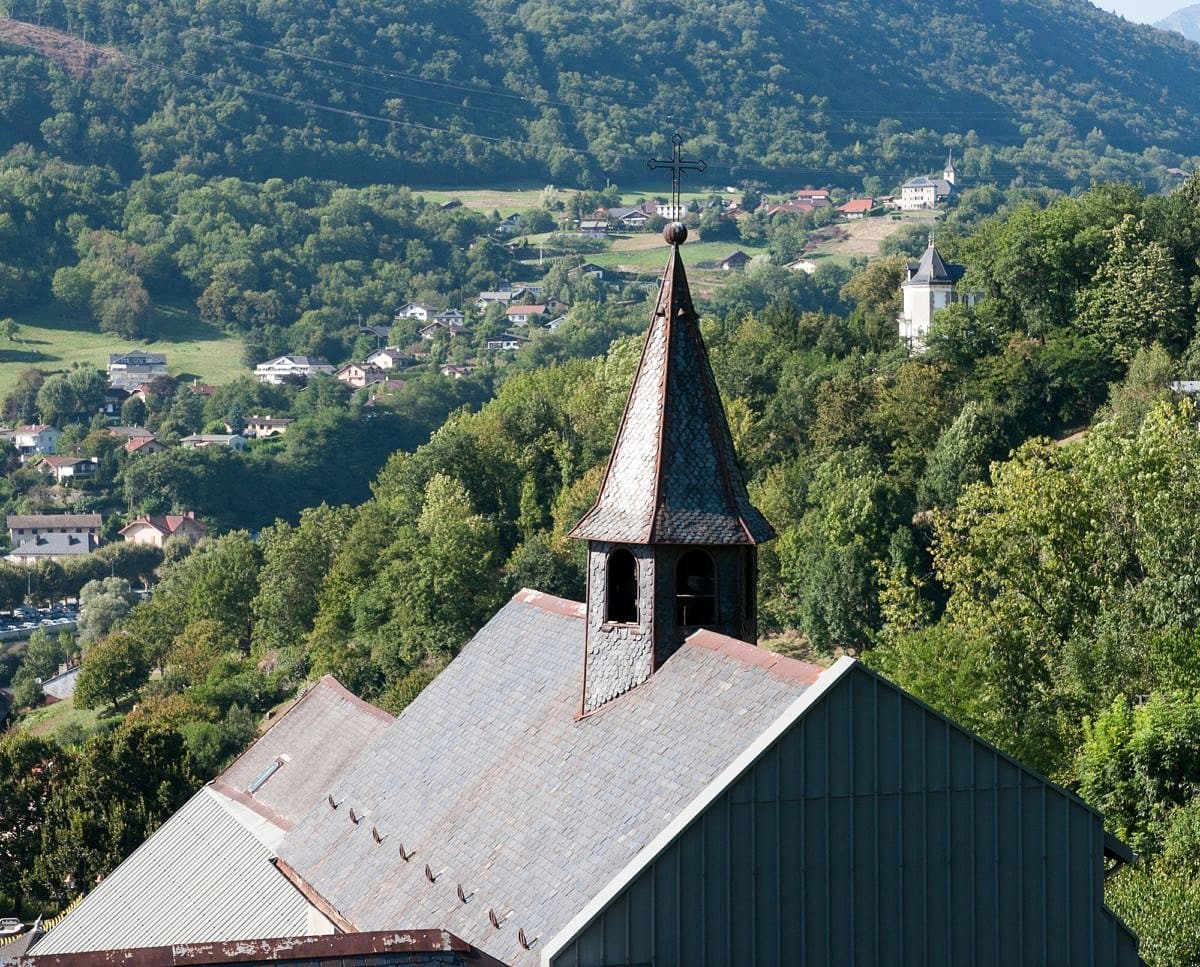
[647,134,706,213]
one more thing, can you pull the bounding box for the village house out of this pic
[123,435,166,457]
[605,207,649,230]
[655,200,690,221]
[107,350,167,390]
[108,425,155,441]
[718,250,751,271]
[763,199,817,217]
[120,511,207,548]
[837,197,874,219]
[486,332,528,351]
[7,512,101,545]
[440,364,473,379]
[505,304,547,327]
[544,315,568,332]
[494,213,523,236]
[32,233,1143,967]
[364,347,414,371]
[39,456,97,483]
[5,531,98,565]
[239,415,294,439]
[794,188,831,207]
[254,355,335,384]
[101,386,129,418]
[393,302,439,323]
[475,288,534,311]
[569,262,606,280]
[431,308,466,328]
[787,257,818,274]
[419,320,469,340]
[179,434,248,451]
[578,218,608,238]
[335,362,387,389]
[9,424,61,462]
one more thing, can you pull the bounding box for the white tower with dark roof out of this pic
[569,222,774,715]
[899,237,970,350]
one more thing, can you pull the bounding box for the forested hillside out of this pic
[0,0,1199,190]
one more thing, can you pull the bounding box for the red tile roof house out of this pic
[124,435,166,456]
[837,197,875,219]
[120,511,207,548]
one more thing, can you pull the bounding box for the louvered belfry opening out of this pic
[570,224,775,714]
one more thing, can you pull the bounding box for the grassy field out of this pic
[592,235,770,273]
[21,694,108,740]
[0,302,246,399]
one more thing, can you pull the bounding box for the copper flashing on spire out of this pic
[569,245,774,546]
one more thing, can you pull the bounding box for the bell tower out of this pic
[570,220,775,715]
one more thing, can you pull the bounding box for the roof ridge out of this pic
[314,674,396,724]
[683,629,824,684]
[514,587,586,619]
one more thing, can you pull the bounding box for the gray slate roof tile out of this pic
[275,591,820,966]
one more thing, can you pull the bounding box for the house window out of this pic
[606,549,638,624]
[676,550,716,627]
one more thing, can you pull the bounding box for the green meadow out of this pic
[0,302,246,401]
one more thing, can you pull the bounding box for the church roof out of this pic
[273,590,830,966]
[904,240,966,286]
[214,675,394,829]
[31,676,394,956]
[29,785,325,955]
[569,245,774,545]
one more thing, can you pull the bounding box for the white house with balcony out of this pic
[253,355,335,384]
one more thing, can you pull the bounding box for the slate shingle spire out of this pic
[571,221,775,714]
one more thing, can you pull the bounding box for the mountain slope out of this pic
[1156,4,1200,42]
[0,0,1198,190]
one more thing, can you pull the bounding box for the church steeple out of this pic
[944,149,956,186]
[570,221,774,714]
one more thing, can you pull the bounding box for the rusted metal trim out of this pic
[315,674,397,724]
[514,588,586,619]
[209,780,293,831]
[645,246,678,552]
[684,628,824,684]
[16,929,506,966]
[270,856,356,933]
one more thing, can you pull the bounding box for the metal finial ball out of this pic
[663,222,688,245]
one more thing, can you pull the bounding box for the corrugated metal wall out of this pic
[551,665,1141,967]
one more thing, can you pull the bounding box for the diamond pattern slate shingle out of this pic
[274,591,820,966]
[570,246,774,546]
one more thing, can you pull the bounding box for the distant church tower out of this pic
[570,222,775,715]
[899,236,971,351]
[944,150,956,187]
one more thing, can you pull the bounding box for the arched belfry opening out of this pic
[675,550,715,627]
[570,207,776,715]
[605,548,638,624]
